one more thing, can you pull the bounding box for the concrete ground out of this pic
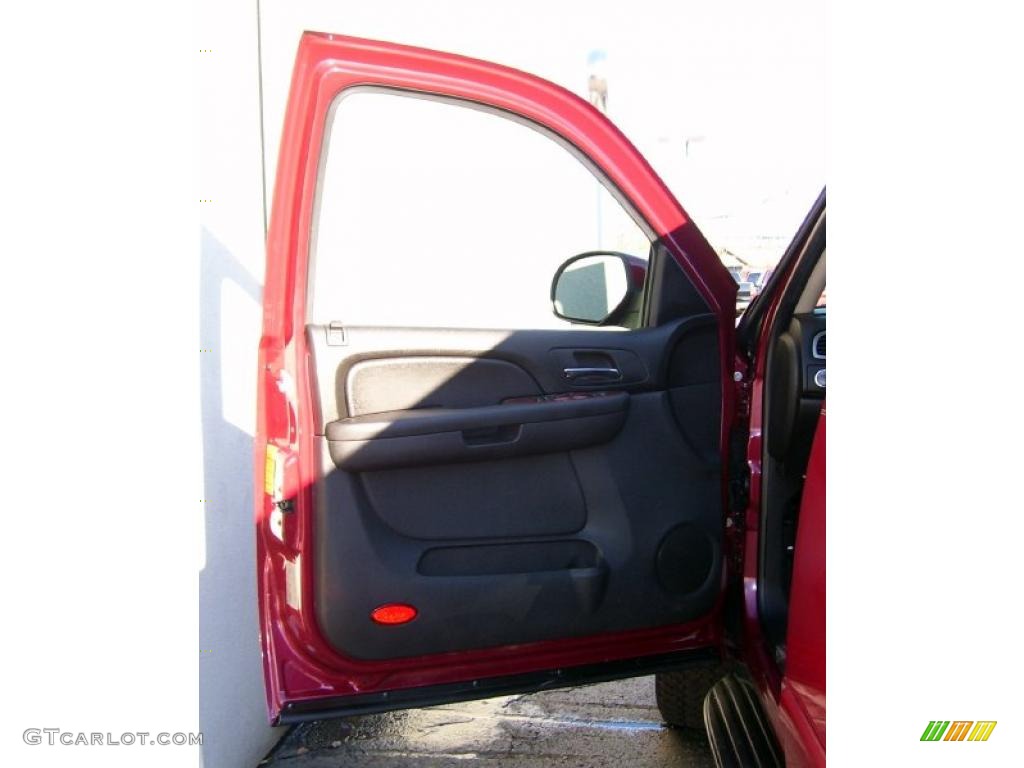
[259,676,713,767]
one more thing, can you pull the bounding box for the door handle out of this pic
[563,367,621,381]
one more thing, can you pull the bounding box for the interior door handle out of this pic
[563,367,621,381]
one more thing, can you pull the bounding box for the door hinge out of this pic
[728,470,750,521]
[728,427,750,518]
[724,426,750,592]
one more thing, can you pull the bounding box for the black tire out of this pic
[655,661,734,730]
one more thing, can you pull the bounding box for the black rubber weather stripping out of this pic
[277,647,719,725]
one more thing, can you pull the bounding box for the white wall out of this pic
[198,2,283,767]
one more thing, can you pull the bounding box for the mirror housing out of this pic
[550,251,646,326]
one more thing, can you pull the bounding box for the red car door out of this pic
[778,407,826,766]
[257,32,738,724]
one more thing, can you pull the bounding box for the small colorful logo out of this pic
[921,721,997,742]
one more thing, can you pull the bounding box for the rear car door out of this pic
[257,33,738,724]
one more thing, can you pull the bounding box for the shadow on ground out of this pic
[259,676,712,767]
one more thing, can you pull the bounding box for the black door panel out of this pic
[326,391,629,470]
[308,315,722,660]
[308,315,718,429]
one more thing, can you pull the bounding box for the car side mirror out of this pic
[550,251,645,326]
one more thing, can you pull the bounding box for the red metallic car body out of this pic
[256,32,824,767]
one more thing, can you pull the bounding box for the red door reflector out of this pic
[371,603,417,625]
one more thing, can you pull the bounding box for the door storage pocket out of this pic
[361,454,586,540]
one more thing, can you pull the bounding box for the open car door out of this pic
[257,33,738,724]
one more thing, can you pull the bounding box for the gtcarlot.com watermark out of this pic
[24,729,202,746]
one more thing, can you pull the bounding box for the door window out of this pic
[310,90,651,330]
